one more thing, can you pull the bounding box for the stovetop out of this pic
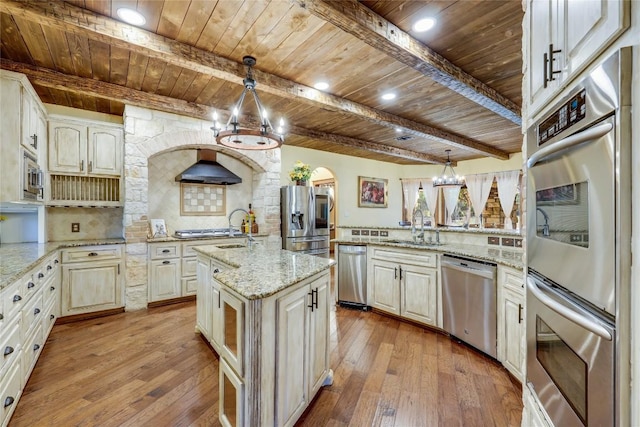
[173,228,242,239]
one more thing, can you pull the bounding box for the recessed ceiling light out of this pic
[314,81,329,91]
[381,92,396,101]
[413,17,436,32]
[395,127,402,133]
[116,8,146,26]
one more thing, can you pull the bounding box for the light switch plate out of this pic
[71,223,80,232]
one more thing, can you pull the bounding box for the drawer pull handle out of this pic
[162,249,171,253]
[38,272,45,278]
[34,308,41,315]
[28,282,35,289]
[4,346,14,356]
[162,260,170,265]
[55,259,59,264]
[88,252,99,257]
[47,265,52,270]
[213,268,220,273]
[13,295,22,303]
[4,396,14,408]
[50,286,55,291]
[50,314,55,320]
[33,344,41,351]
[0,313,3,320]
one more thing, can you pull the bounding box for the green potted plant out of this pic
[288,161,312,186]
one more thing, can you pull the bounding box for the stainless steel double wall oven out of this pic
[526,48,632,427]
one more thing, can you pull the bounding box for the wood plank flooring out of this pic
[10,298,522,426]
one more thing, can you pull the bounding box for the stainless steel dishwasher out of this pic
[337,244,368,310]
[441,254,497,358]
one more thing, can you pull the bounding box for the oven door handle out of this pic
[526,276,612,341]
[527,121,613,168]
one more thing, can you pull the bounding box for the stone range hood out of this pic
[174,149,242,185]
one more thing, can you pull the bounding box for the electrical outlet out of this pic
[71,223,80,232]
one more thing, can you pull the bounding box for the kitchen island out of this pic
[194,242,335,427]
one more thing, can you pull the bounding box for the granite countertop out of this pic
[194,242,336,300]
[147,233,269,243]
[0,239,126,290]
[333,237,523,270]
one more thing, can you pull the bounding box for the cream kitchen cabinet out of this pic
[48,119,123,177]
[497,265,525,382]
[368,246,438,327]
[60,245,123,317]
[195,255,226,353]
[522,383,553,427]
[0,70,47,204]
[1,251,59,427]
[527,0,629,118]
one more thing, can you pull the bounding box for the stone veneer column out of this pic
[122,105,281,311]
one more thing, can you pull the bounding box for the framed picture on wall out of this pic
[358,176,388,208]
[150,219,167,238]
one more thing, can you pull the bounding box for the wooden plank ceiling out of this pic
[0,0,524,165]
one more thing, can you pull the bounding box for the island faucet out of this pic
[536,207,550,237]
[412,208,425,244]
[228,208,254,245]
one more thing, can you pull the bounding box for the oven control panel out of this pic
[538,88,587,145]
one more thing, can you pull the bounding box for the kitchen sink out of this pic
[382,239,443,247]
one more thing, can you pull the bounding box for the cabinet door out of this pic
[276,284,309,427]
[502,287,525,381]
[564,0,628,77]
[88,126,122,176]
[308,275,330,397]
[49,122,87,174]
[61,262,122,316]
[196,257,212,340]
[370,259,400,315]
[220,290,244,377]
[21,89,38,155]
[210,283,222,351]
[401,264,437,326]
[149,259,181,302]
[528,0,561,116]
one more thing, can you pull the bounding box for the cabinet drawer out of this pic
[0,318,21,374]
[501,267,525,294]
[1,358,22,427]
[42,297,58,335]
[3,280,24,322]
[22,323,43,381]
[181,257,198,277]
[150,243,180,260]
[21,290,43,338]
[181,277,198,296]
[43,274,59,307]
[369,246,437,268]
[62,246,122,263]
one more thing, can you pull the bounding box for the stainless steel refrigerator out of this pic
[280,185,330,257]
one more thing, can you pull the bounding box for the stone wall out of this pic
[122,105,282,310]
[482,180,520,229]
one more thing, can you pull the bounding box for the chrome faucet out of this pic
[435,229,440,245]
[412,208,425,244]
[228,208,254,245]
[536,207,550,237]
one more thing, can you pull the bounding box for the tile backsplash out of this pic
[47,207,124,241]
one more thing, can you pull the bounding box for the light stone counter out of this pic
[194,242,336,300]
[332,237,523,270]
[0,239,126,290]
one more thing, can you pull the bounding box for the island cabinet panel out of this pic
[195,256,212,341]
[220,291,244,378]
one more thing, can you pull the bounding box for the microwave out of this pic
[23,150,43,201]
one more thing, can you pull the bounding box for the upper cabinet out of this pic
[0,70,47,203]
[527,0,629,118]
[49,120,123,177]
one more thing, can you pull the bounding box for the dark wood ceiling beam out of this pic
[0,0,509,160]
[296,0,522,126]
[0,59,442,164]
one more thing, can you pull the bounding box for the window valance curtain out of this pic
[465,173,495,227]
[495,170,521,229]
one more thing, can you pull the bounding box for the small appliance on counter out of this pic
[280,185,330,257]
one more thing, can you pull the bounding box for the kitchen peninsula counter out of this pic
[332,237,523,270]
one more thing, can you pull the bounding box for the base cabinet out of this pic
[497,265,525,382]
[522,383,553,427]
[60,245,123,316]
[368,246,438,327]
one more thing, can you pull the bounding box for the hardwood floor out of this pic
[10,301,522,426]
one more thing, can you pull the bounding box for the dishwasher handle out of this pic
[441,258,495,280]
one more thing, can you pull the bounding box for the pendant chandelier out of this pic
[211,56,285,150]
[433,149,464,188]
